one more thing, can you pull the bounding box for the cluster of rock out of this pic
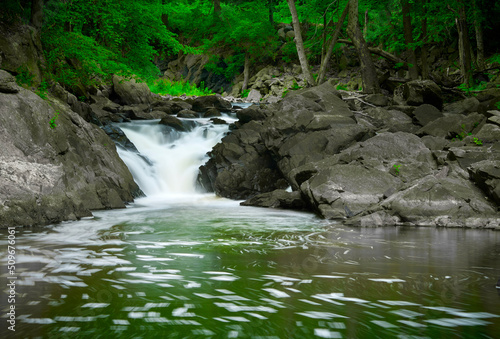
[0,63,237,227]
[0,70,141,227]
[198,79,500,227]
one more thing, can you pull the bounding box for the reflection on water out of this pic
[1,197,499,338]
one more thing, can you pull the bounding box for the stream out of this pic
[1,109,499,338]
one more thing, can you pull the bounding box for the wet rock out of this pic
[192,95,232,113]
[468,160,500,205]
[203,107,221,118]
[159,115,186,131]
[236,105,269,124]
[241,189,307,210]
[177,109,198,119]
[210,117,227,125]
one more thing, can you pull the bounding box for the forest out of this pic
[2,0,500,98]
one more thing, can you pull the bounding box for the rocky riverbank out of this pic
[198,79,500,228]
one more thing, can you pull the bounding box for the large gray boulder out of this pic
[192,95,232,112]
[0,81,140,227]
[402,80,443,109]
[112,75,152,105]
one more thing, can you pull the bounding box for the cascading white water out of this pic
[116,115,235,200]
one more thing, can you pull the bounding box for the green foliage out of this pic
[15,67,34,87]
[452,124,473,141]
[49,110,60,129]
[241,89,251,98]
[148,78,212,97]
[42,0,186,91]
[393,164,401,175]
[473,137,483,146]
[495,101,500,110]
[336,84,349,91]
[36,81,49,100]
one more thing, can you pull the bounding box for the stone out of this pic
[159,115,186,131]
[0,70,20,93]
[0,87,140,227]
[112,75,152,105]
[246,89,262,103]
[203,107,221,118]
[177,109,198,119]
[192,95,232,112]
[417,113,485,139]
[444,97,480,115]
[402,80,443,109]
[365,93,389,106]
[241,189,307,210]
[413,104,443,126]
[236,105,269,124]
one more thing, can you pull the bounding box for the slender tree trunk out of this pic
[286,0,315,86]
[473,0,485,70]
[321,12,327,63]
[268,0,274,25]
[242,53,250,91]
[401,0,419,79]
[317,3,349,84]
[420,0,429,79]
[213,0,221,15]
[363,9,369,38]
[31,0,43,31]
[455,0,473,87]
[347,0,380,93]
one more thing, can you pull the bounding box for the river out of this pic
[1,110,499,338]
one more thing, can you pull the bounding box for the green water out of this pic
[1,196,499,338]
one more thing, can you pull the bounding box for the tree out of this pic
[346,0,380,93]
[453,0,473,87]
[31,0,43,31]
[401,0,419,79]
[317,3,349,84]
[286,0,316,86]
[214,0,221,15]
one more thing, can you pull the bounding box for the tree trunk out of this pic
[317,3,349,84]
[268,0,274,25]
[420,0,429,79]
[31,0,43,31]
[242,53,250,92]
[473,0,485,70]
[213,0,221,15]
[346,0,380,93]
[363,9,369,38]
[455,0,473,87]
[286,0,316,86]
[401,0,419,79]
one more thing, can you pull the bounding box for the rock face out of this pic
[112,75,152,105]
[199,79,500,228]
[0,70,140,227]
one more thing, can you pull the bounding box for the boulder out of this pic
[192,95,232,112]
[177,109,198,119]
[0,86,140,227]
[112,75,152,105]
[159,115,186,131]
[241,189,307,210]
[417,113,485,139]
[468,160,500,205]
[444,97,480,115]
[364,93,389,106]
[236,105,269,124]
[203,107,221,118]
[0,70,20,93]
[413,104,443,126]
[246,89,262,103]
[402,80,443,109]
[0,24,44,86]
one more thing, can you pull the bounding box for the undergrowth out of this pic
[148,79,212,97]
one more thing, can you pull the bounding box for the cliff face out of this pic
[0,70,140,227]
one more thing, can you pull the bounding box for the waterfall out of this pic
[115,115,235,200]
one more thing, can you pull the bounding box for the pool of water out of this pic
[1,195,499,338]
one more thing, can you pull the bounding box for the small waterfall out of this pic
[115,115,235,199]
